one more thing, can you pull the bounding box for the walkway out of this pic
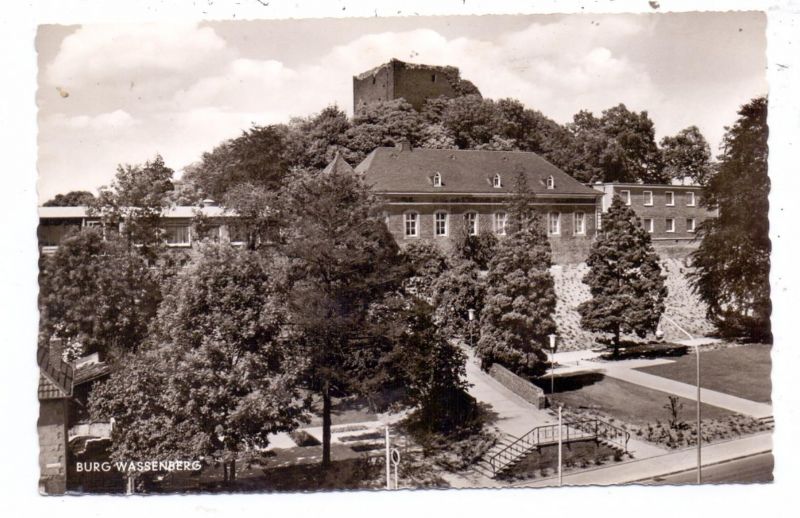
[463,348,555,437]
[602,365,773,419]
[516,431,772,487]
[551,347,773,419]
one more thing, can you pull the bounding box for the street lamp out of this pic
[548,333,557,395]
[467,308,476,347]
[694,343,702,484]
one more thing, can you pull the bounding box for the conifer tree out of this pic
[477,176,556,376]
[578,196,667,355]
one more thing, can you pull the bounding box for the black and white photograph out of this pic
[2,0,798,512]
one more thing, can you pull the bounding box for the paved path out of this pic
[463,349,555,437]
[516,431,773,487]
[602,365,773,419]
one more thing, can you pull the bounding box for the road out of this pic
[641,452,774,485]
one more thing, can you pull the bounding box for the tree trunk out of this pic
[322,381,332,469]
[613,326,621,357]
[230,459,236,482]
[223,462,229,483]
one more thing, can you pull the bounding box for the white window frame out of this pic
[494,211,508,236]
[433,172,442,188]
[164,224,192,247]
[687,191,696,207]
[687,218,696,233]
[620,190,631,206]
[644,218,654,233]
[464,212,479,236]
[404,212,419,238]
[573,212,586,236]
[434,211,449,237]
[666,191,675,206]
[666,218,675,233]
[548,212,561,236]
[546,175,555,190]
[643,191,653,206]
[493,174,502,188]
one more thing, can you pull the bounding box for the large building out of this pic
[354,141,603,263]
[353,59,481,112]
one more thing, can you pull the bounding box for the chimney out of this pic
[395,139,412,152]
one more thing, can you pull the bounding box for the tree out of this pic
[439,95,508,149]
[399,241,450,302]
[431,259,485,341]
[38,228,160,360]
[477,211,556,377]
[91,154,175,260]
[290,105,352,169]
[278,167,408,467]
[450,227,498,270]
[344,99,425,163]
[567,104,665,183]
[660,126,713,185]
[578,196,668,355]
[43,190,95,207]
[91,244,307,482]
[689,97,770,341]
[183,125,294,200]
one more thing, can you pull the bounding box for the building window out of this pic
[546,175,555,190]
[644,218,654,233]
[404,212,419,237]
[434,211,448,237]
[548,212,561,235]
[687,218,696,233]
[433,172,442,187]
[620,190,631,206]
[574,212,586,235]
[596,210,603,231]
[164,225,191,246]
[687,191,696,206]
[493,174,502,188]
[494,212,507,235]
[643,191,653,206]
[464,212,478,236]
[666,218,675,233]
[666,191,675,206]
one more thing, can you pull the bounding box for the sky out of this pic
[35,12,767,203]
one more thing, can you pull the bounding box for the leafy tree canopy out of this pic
[43,190,95,207]
[38,228,161,360]
[660,125,713,186]
[690,97,770,341]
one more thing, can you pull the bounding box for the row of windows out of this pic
[432,173,556,190]
[619,190,696,207]
[639,217,696,233]
[402,211,586,238]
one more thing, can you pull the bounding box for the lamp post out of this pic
[548,333,557,394]
[467,308,476,348]
[695,343,702,484]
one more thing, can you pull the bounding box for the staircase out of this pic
[474,418,631,478]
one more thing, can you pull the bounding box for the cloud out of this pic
[46,23,232,92]
[49,109,139,130]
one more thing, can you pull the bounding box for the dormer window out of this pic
[433,172,442,187]
[493,174,502,188]
[546,175,555,190]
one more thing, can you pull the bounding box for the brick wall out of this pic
[353,64,394,113]
[600,185,715,241]
[38,399,68,495]
[488,363,546,409]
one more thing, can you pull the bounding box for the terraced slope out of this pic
[550,259,714,352]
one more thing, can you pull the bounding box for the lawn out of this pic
[547,374,734,427]
[637,344,772,403]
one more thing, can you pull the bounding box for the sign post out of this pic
[390,448,401,489]
[548,334,557,394]
[385,426,391,490]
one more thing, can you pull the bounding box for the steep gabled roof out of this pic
[355,147,601,197]
[322,151,356,176]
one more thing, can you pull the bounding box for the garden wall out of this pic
[489,363,546,409]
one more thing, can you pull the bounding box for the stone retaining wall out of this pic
[489,363,546,409]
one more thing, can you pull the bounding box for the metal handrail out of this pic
[485,417,630,475]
